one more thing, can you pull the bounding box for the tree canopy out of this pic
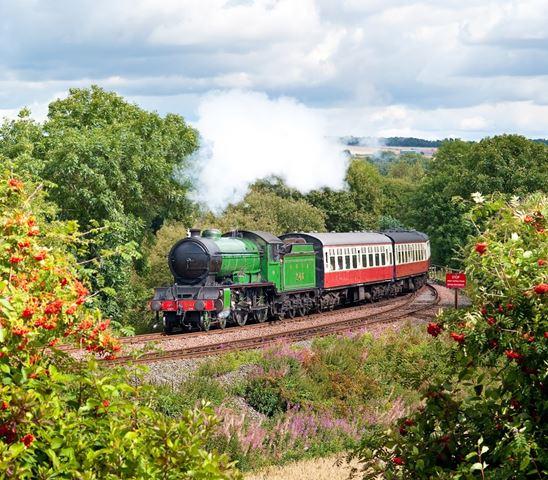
[411,136,548,266]
[200,189,326,236]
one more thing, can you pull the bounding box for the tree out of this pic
[0,168,239,479]
[345,158,384,228]
[411,136,548,266]
[41,86,198,236]
[0,86,200,324]
[354,193,548,479]
[306,188,372,232]
[201,190,326,236]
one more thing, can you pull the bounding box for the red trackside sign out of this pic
[446,272,466,289]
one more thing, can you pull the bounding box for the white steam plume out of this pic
[192,90,347,212]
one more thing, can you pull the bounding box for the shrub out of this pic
[0,169,240,479]
[244,376,287,417]
[353,193,548,479]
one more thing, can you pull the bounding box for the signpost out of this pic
[446,272,466,308]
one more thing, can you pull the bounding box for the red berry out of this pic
[33,251,47,261]
[504,350,523,361]
[0,401,8,411]
[392,457,405,466]
[475,242,487,255]
[427,322,442,337]
[8,178,23,191]
[533,283,548,294]
[450,332,465,344]
[102,400,110,408]
[44,299,63,315]
[20,434,35,447]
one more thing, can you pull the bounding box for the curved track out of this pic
[106,284,440,365]
[62,289,420,353]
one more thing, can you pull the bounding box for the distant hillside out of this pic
[341,136,548,147]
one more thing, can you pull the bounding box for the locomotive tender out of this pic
[150,228,430,333]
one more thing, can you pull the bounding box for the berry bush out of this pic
[353,193,547,479]
[0,168,239,479]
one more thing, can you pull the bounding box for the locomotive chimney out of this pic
[189,228,201,237]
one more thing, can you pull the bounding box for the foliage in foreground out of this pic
[0,171,239,479]
[354,193,547,479]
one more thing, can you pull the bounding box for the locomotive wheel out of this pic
[218,316,227,329]
[286,307,296,319]
[234,310,248,327]
[254,309,268,323]
[199,313,211,332]
[297,306,306,317]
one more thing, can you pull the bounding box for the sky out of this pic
[1,0,547,207]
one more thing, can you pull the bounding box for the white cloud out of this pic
[193,90,346,210]
[1,0,548,140]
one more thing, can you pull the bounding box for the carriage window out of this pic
[375,253,380,266]
[381,252,386,265]
[369,253,374,266]
[389,252,393,264]
[330,256,336,271]
[345,255,351,269]
[352,255,358,269]
[362,254,368,267]
[338,255,343,270]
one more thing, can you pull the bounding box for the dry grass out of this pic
[244,455,360,480]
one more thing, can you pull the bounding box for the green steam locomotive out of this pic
[150,227,430,333]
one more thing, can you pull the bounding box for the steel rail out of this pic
[106,284,440,365]
[60,291,418,353]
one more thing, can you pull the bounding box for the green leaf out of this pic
[470,462,484,472]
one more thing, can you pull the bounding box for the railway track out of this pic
[60,292,417,354]
[106,283,440,365]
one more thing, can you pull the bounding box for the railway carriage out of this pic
[151,228,430,333]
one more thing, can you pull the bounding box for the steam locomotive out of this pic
[150,228,430,333]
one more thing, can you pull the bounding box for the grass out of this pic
[145,323,454,472]
[244,455,360,480]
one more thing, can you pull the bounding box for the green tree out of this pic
[411,136,548,266]
[0,86,199,323]
[306,187,372,232]
[344,158,384,228]
[201,190,326,236]
[41,85,198,235]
